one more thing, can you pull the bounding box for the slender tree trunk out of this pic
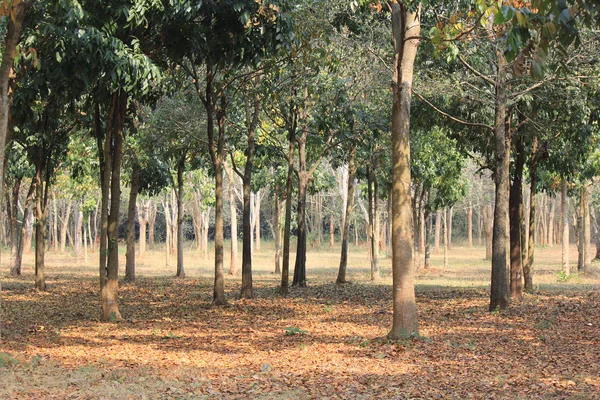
[34,150,49,291]
[337,147,356,284]
[273,189,282,274]
[99,92,126,322]
[489,51,510,312]
[225,163,238,276]
[8,177,21,275]
[388,3,420,340]
[292,137,309,288]
[148,202,156,250]
[125,162,140,282]
[16,179,35,273]
[138,201,148,259]
[329,215,335,248]
[509,135,525,299]
[73,201,82,257]
[524,136,539,293]
[561,179,570,276]
[255,190,261,252]
[60,199,72,254]
[467,204,473,247]
[53,193,59,252]
[484,204,493,261]
[590,207,600,260]
[434,209,442,254]
[584,185,592,271]
[280,124,296,296]
[443,208,448,269]
[424,212,431,269]
[447,207,453,250]
[176,155,186,278]
[547,201,555,247]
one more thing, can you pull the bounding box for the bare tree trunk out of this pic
[547,201,555,247]
[388,3,420,340]
[524,136,539,293]
[59,199,72,254]
[584,185,592,271]
[509,135,525,299]
[273,189,282,274]
[53,192,59,252]
[125,162,140,282]
[329,215,335,248]
[148,201,156,250]
[434,209,442,254]
[280,123,296,297]
[484,204,493,261]
[255,189,261,253]
[561,179,570,276]
[443,208,448,269]
[424,213,431,269]
[489,51,510,312]
[467,204,473,247]
[225,163,238,276]
[8,177,21,275]
[337,147,356,284]
[175,156,186,278]
[447,207,453,250]
[74,201,83,258]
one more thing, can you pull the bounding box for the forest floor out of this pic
[1,242,599,399]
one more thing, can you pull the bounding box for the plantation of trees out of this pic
[1,0,600,397]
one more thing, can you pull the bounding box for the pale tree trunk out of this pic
[477,207,483,246]
[170,189,176,255]
[59,198,72,254]
[202,208,210,261]
[447,207,453,250]
[7,178,21,275]
[250,191,255,258]
[34,149,49,291]
[443,208,448,269]
[547,201,555,247]
[329,215,335,248]
[424,213,432,269]
[338,165,349,232]
[255,189,261,252]
[434,209,442,254]
[584,185,592,271]
[73,201,82,257]
[484,204,493,261]
[489,51,510,312]
[16,179,35,276]
[225,163,238,276]
[467,204,473,247]
[388,3,420,340]
[561,179,570,276]
[138,200,149,259]
[176,156,186,278]
[273,190,282,274]
[337,147,356,284]
[148,201,156,250]
[590,207,600,260]
[52,193,59,252]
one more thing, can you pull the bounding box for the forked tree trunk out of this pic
[98,92,126,322]
[388,3,420,340]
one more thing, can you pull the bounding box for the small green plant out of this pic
[359,339,370,348]
[323,300,332,313]
[0,353,19,368]
[163,332,181,339]
[491,306,501,316]
[535,319,553,330]
[555,270,571,282]
[284,327,308,336]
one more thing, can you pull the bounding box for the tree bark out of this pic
[225,163,238,276]
[280,121,296,296]
[489,51,510,312]
[484,204,493,261]
[561,179,570,276]
[292,137,309,287]
[447,207,453,250]
[125,162,140,282]
[584,185,592,271]
[524,136,539,292]
[434,209,442,254]
[0,0,32,218]
[509,134,525,299]
[329,214,335,248]
[388,3,420,340]
[467,204,473,247]
[337,146,356,284]
[8,177,21,276]
[16,179,35,273]
[273,189,282,274]
[34,148,50,291]
[176,154,186,278]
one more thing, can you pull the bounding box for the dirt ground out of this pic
[1,243,599,399]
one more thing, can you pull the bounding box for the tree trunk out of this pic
[138,200,148,259]
[99,92,126,322]
[255,190,261,252]
[337,146,356,284]
[509,135,525,299]
[8,177,21,275]
[434,209,442,254]
[490,51,510,312]
[388,3,420,340]
[368,162,380,281]
[73,201,82,257]
[292,137,309,288]
[0,0,32,219]
[52,193,59,252]
[225,163,238,276]
[584,185,592,271]
[443,208,449,269]
[484,204,493,260]
[34,148,49,291]
[176,155,186,278]
[590,207,600,260]
[148,201,156,250]
[424,213,431,269]
[125,162,140,282]
[467,204,473,247]
[17,179,35,272]
[561,179,570,276]
[547,201,555,247]
[280,123,296,296]
[524,136,539,293]
[59,199,72,254]
[447,207,453,250]
[329,215,335,248]
[273,189,282,274]
[211,92,227,305]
